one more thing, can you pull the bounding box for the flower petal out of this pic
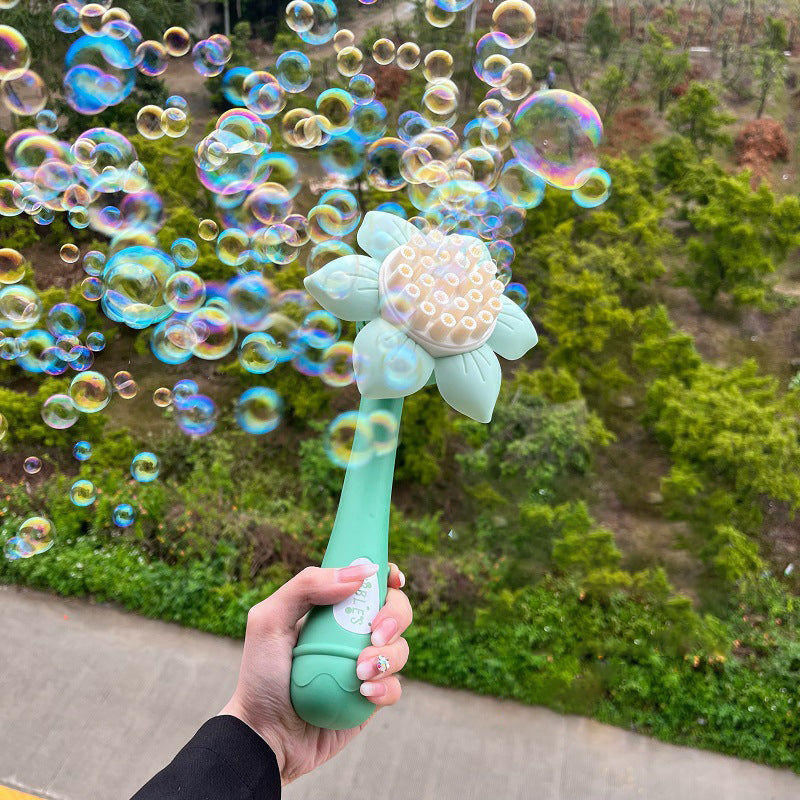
[303,254,381,321]
[356,211,417,261]
[434,344,502,423]
[487,295,538,360]
[354,318,434,399]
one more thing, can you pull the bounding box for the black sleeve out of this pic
[131,715,281,800]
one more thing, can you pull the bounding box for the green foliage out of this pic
[710,525,764,583]
[642,28,690,112]
[584,6,620,61]
[645,359,800,531]
[666,83,734,154]
[681,172,800,307]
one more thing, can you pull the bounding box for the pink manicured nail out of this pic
[398,570,406,588]
[360,681,386,698]
[336,563,379,582]
[371,618,397,647]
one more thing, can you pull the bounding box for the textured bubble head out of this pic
[378,230,503,357]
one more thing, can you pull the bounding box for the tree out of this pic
[585,6,621,62]
[754,17,787,118]
[666,82,735,153]
[643,27,690,112]
[681,171,800,307]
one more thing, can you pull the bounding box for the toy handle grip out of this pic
[290,396,403,730]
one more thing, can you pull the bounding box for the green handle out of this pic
[290,395,404,730]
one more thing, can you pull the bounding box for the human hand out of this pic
[219,562,412,786]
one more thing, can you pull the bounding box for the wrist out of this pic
[218,698,287,779]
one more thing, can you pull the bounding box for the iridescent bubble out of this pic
[53,4,80,34]
[170,238,199,268]
[422,80,459,118]
[163,26,191,57]
[198,218,218,240]
[70,370,111,412]
[86,331,105,351]
[176,393,217,435]
[83,250,105,276]
[60,243,80,263]
[135,40,168,77]
[275,50,311,94]
[295,0,338,46]
[504,281,529,309]
[369,409,399,455]
[41,393,78,429]
[424,0,455,28]
[372,38,395,66]
[112,503,135,527]
[235,387,283,434]
[136,104,164,139]
[423,50,454,81]
[316,88,354,135]
[497,158,546,208]
[3,535,32,561]
[0,247,25,284]
[192,39,225,78]
[172,378,198,409]
[47,303,86,337]
[35,107,59,132]
[473,32,513,87]
[333,29,354,52]
[349,73,375,105]
[113,369,138,398]
[23,455,41,474]
[161,106,189,138]
[353,99,387,141]
[396,42,420,70]
[228,273,273,330]
[73,440,92,461]
[512,89,602,190]
[238,332,278,374]
[572,167,611,208]
[500,62,533,101]
[131,451,159,482]
[298,310,341,349]
[262,312,301,362]
[153,387,172,407]
[16,516,55,556]
[1,69,47,116]
[246,183,292,226]
[366,138,406,192]
[286,0,314,33]
[166,94,188,110]
[0,412,6,440]
[337,46,363,78]
[325,411,373,469]
[492,0,536,48]
[164,270,206,313]
[70,479,96,507]
[0,25,30,76]
[321,341,355,387]
[189,305,237,360]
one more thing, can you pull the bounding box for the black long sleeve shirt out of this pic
[131,716,282,799]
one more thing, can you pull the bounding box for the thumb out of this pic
[251,563,380,633]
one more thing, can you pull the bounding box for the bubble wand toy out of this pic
[291,210,538,729]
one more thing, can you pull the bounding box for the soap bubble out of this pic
[189,305,237,360]
[349,73,375,105]
[15,516,55,557]
[321,341,355,387]
[298,310,341,349]
[1,69,47,116]
[492,0,536,48]
[497,158,546,208]
[198,218,218,240]
[369,409,399,455]
[170,238,199,268]
[396,42,420,70]
[135,40,168,77]
[333,29,355,52]
[113,503,135,527]
[424,0,455,28]
[337,46,363,78]
[113,369,138,398]
[86,331,105,351]
[153,387,172,407]
[0,247,25,284]
[41,393,78,429]
[372,38,395,66]
[0,412,6,440]
[423,50,454,81]
[512,90,602,190]
[60,243,80,263]
[286,0,314,33]
[131,451,159,482]
[0,26,31,76]
[53,4,80,34]
[325,411,373,468]
[0,285,41,330]
[504,281,529,309]
[70,479,96,507]
[73,440,92,461]
[176,393,217,435]
[295,0,338,46]
[70,370,111,412]
[161,106,189,138]
[473,32,512,87]
[172,378,199,409]
[47,303,86,337]
[23,455,41,474]
[366,138,406,192]
[235,387,283,434]
[571,167,611,208]
[163,26,191,57]
[164,270,206,313]
[276,50,311,93]
[239,332,278,373]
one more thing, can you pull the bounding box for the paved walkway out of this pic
[2,586,799,800]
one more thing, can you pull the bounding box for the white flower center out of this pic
[378,230,503,357]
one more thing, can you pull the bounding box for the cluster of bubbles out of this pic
[0,0,610,560]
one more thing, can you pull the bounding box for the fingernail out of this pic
[336,562,379,583]
[398,570,406,588]
[360,681,387,698]
[356,655,389,680]
[371,618,397,647]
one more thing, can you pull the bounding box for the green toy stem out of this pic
[290,394,404,730]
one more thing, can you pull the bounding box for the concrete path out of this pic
[1,586,799,800]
